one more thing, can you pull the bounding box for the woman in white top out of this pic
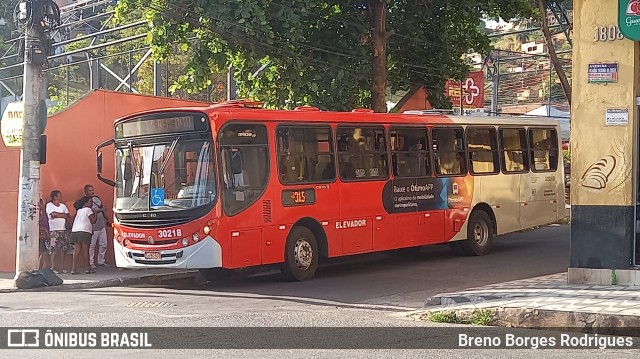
[46,190,71,274]
[70,196,97,274]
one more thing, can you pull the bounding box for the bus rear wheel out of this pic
[281,226,318,281]
[452,210,494,256]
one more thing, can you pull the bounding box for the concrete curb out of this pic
[415,307,640,335]
[0,270,198,293]
[424,293,526,307]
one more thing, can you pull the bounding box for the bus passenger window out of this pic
[499,128,529,173]
[467,127,499,174]
[390,127,430,177]
[529,128,559,172]
[336,126,388,181]
[277,126,335,184]
[432,128,466,176]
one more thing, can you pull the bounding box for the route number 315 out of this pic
[594,25,625,42]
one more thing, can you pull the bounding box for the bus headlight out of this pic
[182,238,189,247]
[192,233,199,242]
[203,226,210,235]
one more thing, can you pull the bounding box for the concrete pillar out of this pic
[153,60,162,97]
[568,0,640,284]
[90,58,101,90]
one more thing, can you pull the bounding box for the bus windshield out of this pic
[114,138,216,212]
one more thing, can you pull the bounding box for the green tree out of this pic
[0,1,20,94]
[116,0,536,112]
[535,0,571,105]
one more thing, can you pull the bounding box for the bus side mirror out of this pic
[97,152,103,173]
[96,138,115,187]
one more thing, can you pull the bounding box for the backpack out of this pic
[39,268,63,286]
[14,269,63,289]
[14,271,46,289]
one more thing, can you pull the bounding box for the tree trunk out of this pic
[537,0,571,105]
[371,0,388,113]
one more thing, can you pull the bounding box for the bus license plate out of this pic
[144,252,161,260]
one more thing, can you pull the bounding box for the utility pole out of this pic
[13,0,59,277]
[227,66,237,101]
[492,51,499,116]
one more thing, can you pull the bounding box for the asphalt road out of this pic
[4,225,633,357]
[188,223,572,308]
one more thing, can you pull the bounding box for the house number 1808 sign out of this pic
[594,25,625,42]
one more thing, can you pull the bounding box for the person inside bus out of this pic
[350,128,369,178]
[322,158,336,180]
[392,135,407,176]
[374,134,387,177]
[338,137,356,179]
[306,154,318,181]
[410,140,428,176]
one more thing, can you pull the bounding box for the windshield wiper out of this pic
[158,136,180,176]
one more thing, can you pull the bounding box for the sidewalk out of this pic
[0,266,198,293]
[415,272,640,333]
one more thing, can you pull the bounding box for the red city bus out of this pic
[96,101,565,281]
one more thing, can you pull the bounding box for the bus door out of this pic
[432,127,469,240]
[335,126,388,254]
[523,128,562,227]
[219,123,270,268]
[499,127,528,232]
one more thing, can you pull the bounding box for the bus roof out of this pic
[114,104,562,128]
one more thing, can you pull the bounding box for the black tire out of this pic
[455,210,494,256]
[280,226,319,281]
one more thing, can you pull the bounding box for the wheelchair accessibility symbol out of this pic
[150,188,165,207]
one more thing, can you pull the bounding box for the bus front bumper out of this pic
[113,236,222,269]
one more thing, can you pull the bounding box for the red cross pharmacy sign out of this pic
[445,71,485,113]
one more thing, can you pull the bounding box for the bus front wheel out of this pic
[451,211,494,256]
[281,226,319,281]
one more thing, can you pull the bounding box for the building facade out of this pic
[569,0,640,284]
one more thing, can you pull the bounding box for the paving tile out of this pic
[611,307,640,316]
[536,304,583,312]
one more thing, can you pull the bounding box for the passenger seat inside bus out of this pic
[470,150,495,173]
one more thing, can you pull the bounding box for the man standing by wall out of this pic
[84,184,110,269]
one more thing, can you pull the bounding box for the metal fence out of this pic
[483,49,571,116]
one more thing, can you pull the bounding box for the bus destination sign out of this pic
[281,189,316,207]
[117,115,196,138]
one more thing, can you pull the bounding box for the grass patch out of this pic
[424,309,494,326]
[469,309,493,326]
[426,310,458,323]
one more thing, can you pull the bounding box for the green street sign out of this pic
[620,0,640,40]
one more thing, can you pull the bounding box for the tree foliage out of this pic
[116,0,536,111]
[0,1,20,91]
